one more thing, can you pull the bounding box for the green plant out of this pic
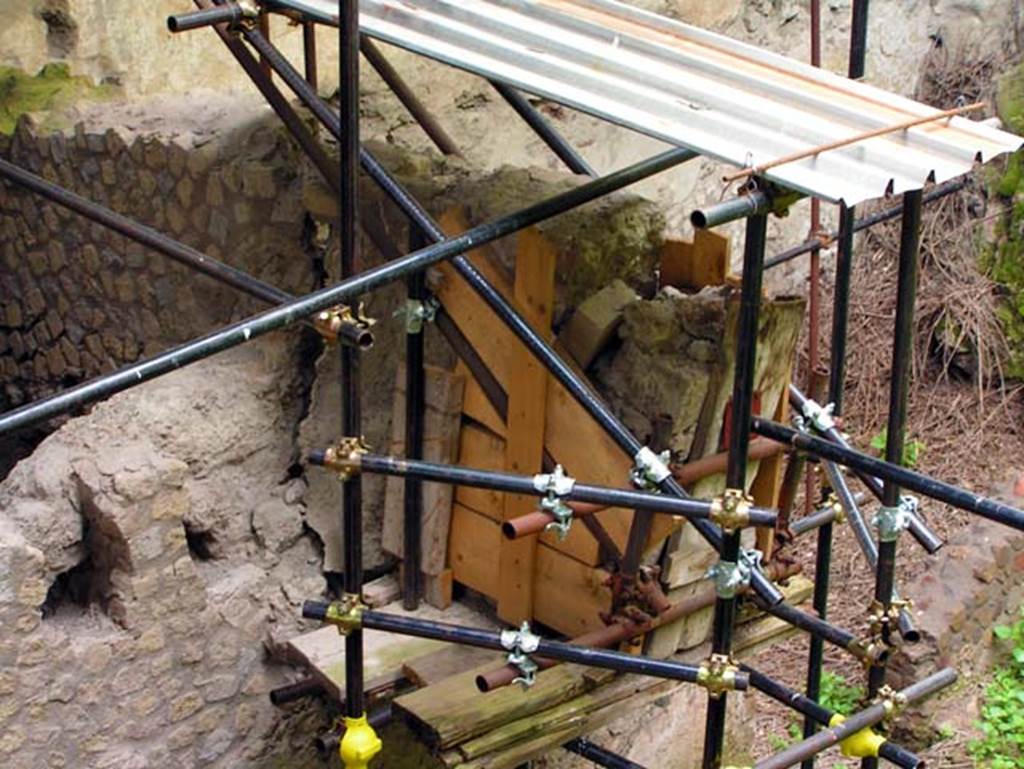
[779,672,866,744]
[869,428,925,468]
[969,610,1024,767]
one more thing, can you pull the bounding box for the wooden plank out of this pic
[363,573,401,608]
[533,542,611,637]
[448,505,611,637]
[287,601,499,703]
[454,423,506,521]
[457,360,507,438]
[498,226,556,624]
[659,230,729,291]
[394,660,609,750]
[454,670,662,764]
[449,502,501,597]
[424,567,454,610]
[433,210,676,565]
[750,370,792,559]
[383,364,466,574]
[403,644,499,688]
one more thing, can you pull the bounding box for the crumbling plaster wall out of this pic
[0,334,329,769]
[1,0,1020,293]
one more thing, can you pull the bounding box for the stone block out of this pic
[559,278,638,368]
[169,691,203,723]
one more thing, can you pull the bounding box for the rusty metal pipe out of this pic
[474,560,801,693]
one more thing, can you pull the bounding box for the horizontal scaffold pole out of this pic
[0,147,691,437]
[752,418,1024,531]
[301,602,747,691]
[307,448,778,527]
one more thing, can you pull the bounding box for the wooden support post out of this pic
[497,227,556,623]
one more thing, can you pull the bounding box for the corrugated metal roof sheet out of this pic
[270,0,1023,204]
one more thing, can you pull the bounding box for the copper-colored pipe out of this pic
[474,560,801,692]
[501,438,786,540]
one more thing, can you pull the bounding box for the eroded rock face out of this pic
[593,286,728,458]
[0,334,329,769]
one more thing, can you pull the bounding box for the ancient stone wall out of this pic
[0,108,309,415]
[888,483,1024,744]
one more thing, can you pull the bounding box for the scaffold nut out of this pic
[828,714,886,758]
[396,295,439,334]
[697,653,740,699]
[828,493,847,525]
[314,303,376,348]
[631,446,672,490]
[800,397,837,434]
[339,713,383,769]
[237,0,259,19]
[873,496,917,542]
[323,594,367,636]
[877,685,908,719]
[323,437,370,482]
[500,621,541,689]
[705,549,760,599]
[709,488,753,533]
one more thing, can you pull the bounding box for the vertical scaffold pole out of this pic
[801,203,855,765]
[339,0,364,720]
[863,189,922,769]
[849,0,870,79]
[403,228,427,609]
[702,210,768,769]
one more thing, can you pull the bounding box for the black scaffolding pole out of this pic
[301,603,747,689]
[338,0,365,724]
[308,450,777,526]
[402,228,427,609]
[702,211,769,769]
[800,202,854,764]
[750,420,1024,530]
[862,188,922,769]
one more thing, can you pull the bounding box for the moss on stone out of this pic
[0,63,115,135]
[987,63,1024,379]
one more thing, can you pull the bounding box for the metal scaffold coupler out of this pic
[697,653,740,699]
[533,464,576,541]
[848,634,889,667]
[867,597,913,638]
[799,395,837,434]
[827,492,847,525]
[705,548,762,599]
[877,684,909,720]
[500,621,541,689]
[709,488,753,533]
[313,303,377,348]
[396,295,440,334]
[630,446,672,491]
[323,437,370,482]
[873,495,918,542]
[323,593,367,636]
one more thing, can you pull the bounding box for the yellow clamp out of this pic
[324,593,367,636]
[829,714,886,758]
[709,488,752,534]
[697,653,740,699]
[324,437,370,482]
[340,713,382,769]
